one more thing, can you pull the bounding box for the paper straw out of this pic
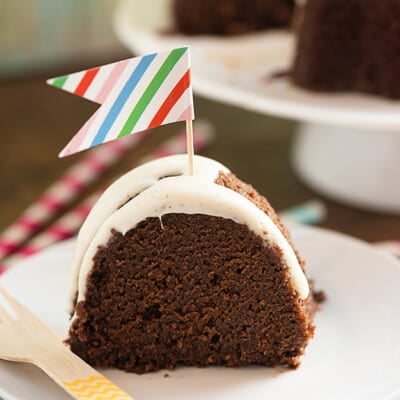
[373,241,400,258]
[281,202,400,259]
[1,194,97,261]
[0,132,148,262]
[0,121,214,274]
[279,200,327,226]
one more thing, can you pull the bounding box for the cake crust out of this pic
[292,0,400,99]
[68,172,316,373]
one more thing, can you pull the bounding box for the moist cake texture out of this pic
[68,156,317,373]
[292,0,400,98]
[174,0,295,35]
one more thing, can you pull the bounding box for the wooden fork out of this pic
[0,286,134,400]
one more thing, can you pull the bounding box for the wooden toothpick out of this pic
[186,119,195,175]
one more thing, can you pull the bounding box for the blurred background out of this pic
[0,0,122,77]
[1,3,400,398]
[0,0,398,252]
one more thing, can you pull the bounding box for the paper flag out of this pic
[47,47,194,157]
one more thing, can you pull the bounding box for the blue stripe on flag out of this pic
[90,53,157,146]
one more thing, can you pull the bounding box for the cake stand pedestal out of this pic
[113,2,400,213]
[292,123,400,213]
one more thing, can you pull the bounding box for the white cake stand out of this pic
[292,123,400,213]
[114,0,400,213]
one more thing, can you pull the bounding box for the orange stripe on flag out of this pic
[74,67,100,96]
[148,69,191,129]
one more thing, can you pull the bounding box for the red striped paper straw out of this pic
[0,132,148,262]
[0,194,98,273]
[0,122,214,274]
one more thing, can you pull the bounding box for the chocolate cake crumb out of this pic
[292,0,400,99]
[173,0,295,35]
[69,213,316,373]
[68,172,317,374]
[313,290,326,304]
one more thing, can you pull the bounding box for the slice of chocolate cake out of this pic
[173,0,295,35]
[292,0,400,99]
[67,155,317,374]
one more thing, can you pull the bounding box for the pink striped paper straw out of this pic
[0,121,214,274]
[0,132,148,262]
[374,241,400,258]
[0,194,98,266]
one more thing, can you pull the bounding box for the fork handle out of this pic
[34,346,134,400]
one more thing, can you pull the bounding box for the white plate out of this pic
[1,225,400,399]
[113,0,400,131]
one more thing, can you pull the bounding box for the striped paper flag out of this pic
[47,47,194,157]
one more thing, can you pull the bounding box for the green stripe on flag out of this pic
[118,47,188,137]
[52,75,68,88]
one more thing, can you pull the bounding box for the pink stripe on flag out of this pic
[59,111,98,157]
[96,60,130,104]
[59,61,130,157]
[178,105,194,121]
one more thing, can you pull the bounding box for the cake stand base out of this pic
[292,123,400,214]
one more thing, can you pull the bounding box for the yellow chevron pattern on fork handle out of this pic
[64,376,132,400]
[34,349,135,400]
[0,286,134,399]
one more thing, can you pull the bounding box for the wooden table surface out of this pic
[1,64,399,246]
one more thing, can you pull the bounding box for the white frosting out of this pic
[69,155,310,316]
[68,155,228,312]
